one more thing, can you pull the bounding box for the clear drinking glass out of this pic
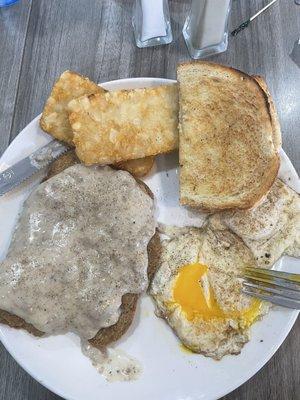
[0,0,19,7]
[183,0,231,59]
[132,0,173,48]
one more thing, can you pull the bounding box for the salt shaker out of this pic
[132,0,173,48]
[183,0,231,59]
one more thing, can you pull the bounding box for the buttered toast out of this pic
[177,62,281,211]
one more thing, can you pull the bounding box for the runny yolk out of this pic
[172,263,261,326]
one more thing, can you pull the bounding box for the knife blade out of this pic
[0,140,69,196]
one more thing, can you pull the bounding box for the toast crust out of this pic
[180,153,280,212]
[178,61,281,211]
[252,75,282,151]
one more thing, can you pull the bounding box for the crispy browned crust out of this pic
[47,151,154,179]
[40,70,104,145]
[69,85,179,165]
[45,150,80,179]
[40,70,155,178]
[88,230,160,348]
[180,152,280,213]
[180,153,279,213]
[113,156,155,178]
[178,60,260,82]
[0,154,157,349]
[89,293,139,348]
[46,149,154,181]
[252,75,282,151]
[178,61,280,211]
[146,229,162,283]
[0,309,44,336]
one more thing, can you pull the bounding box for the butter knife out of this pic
[0,140,69,196]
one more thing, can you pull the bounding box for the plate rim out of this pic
[0,76,299,400]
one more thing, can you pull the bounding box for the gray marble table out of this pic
[0,1,299,399]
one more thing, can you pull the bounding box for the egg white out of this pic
[150,226,269,360]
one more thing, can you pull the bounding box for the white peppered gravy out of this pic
[0,165,155,380]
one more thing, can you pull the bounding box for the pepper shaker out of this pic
[183,0,231,59]
[132,0,173,48]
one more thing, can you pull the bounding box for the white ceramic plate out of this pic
[0,78,299,400]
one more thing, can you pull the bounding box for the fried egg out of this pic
[150,226,268,360]
[213,179,300,268]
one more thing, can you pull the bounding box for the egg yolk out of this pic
[173,263,261,327]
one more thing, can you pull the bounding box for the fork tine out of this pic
[245,267,300,283]
[243,281,300,301]
[243,275,300,292]
[244,267,300,291]
[242,287,300,309]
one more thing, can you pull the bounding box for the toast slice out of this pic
[177,61,281,211]
[68,85,179,165]
[252,75,282,151]
[0,155,158,349]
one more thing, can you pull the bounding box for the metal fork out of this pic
[242,267,300,310]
